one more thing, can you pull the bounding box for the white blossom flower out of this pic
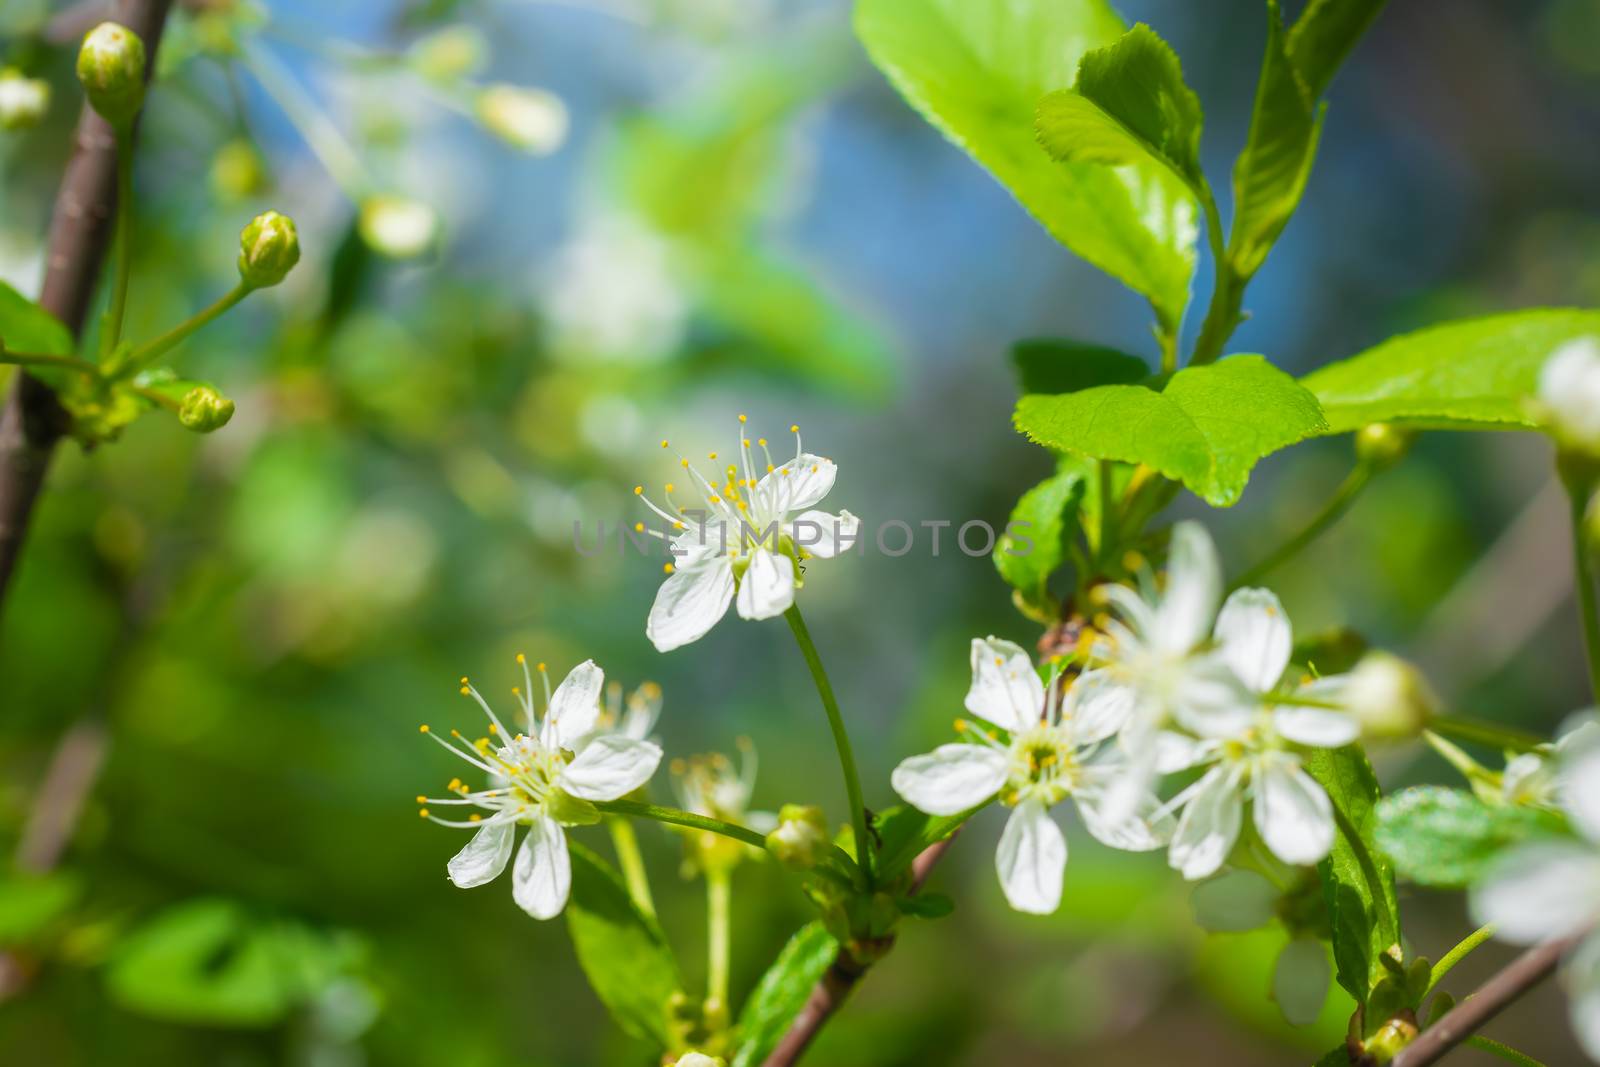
[0,68,49,130]
[670,738,776,871]
[541,211,689,364]
[475,84,568,155]
[890,637,1169,915]
[359,195,439,259]
[637,419,859,652]
[1158,588,1356,880]
[417,657,663,919]
[1471,724,1600,1061]
[1538,337,1600,454]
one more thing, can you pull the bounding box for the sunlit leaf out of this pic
[1374,787,1567,889]
[994,456,1089,613]
[731,922,837,1067]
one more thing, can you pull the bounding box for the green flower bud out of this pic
[675,1054,725,1067]
[1341,651,1438,742]
[408,25,486,84]
[76,22,147,127]
[1354,422,1415,470]
[476,84,568,156]
[211,139,266,201]
[237,210,300,288]
[0,68,50,131]
[178,386,235,433]
[765,804,829,870]
[359,195,438,259]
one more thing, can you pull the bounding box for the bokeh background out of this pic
[2,0,1598,1063]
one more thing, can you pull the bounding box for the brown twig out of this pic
[759,832,960,1067]
[0,0,173,619]
[1389,934,1581,1067]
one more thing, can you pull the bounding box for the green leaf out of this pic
[0,280,73,356]
[872,804,973,884]
[1036,24,1206,190]
[1288,0,1389,98]
[1014,354,1327,506]
[895,891,954,919]
[994,456,1089,612]
[1228,1,1322,279]
[854,0,1198,334]
[565,842,684,1048]
[1011,339,1149,395]
[731,922,838,1067]
[1303,308,1600,433]
[0,872,83,946]
[1303,746,1400,1005]
[105,899,360,1027]
[1374,787,1567,889]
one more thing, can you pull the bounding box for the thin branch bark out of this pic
[759,833,958,1067]
[0,0,173,617]
[1389,934,1581,1067]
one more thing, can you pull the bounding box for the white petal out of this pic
[1470,840,1600,944]
[543,660,604,749]
[1169,765,1244,880]
[1075,787,1170,852]
[1171,657,1258,739]
[1214,587,1293,693]
[511,815,571,920]
[1565,932,1600,1061]
[1191,869,1278,931]
[646,558,735,652]
[734,547,796,620]
[1154,730,1216,773]
[1560,725,1600,843]
[995,799,1067,914]
[889,743,1008,816]
[1273,706,1360,749]
[1154,521,1222,654]
[560,735,663,801]
[1253,756,1335,866]
[445,819,515,888]
[965,636,1045,733]
[757,453,836,514]
[1274,937,1332,1027]
[790,509,859,559]
[1064,669,1136,745]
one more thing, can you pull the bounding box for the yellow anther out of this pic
[665,482,675,493]
[811,465,818,473]
[512,686,521,696]
[737,501,748,510]
[448,778,462,791]
[994,656,1004,666]
[459,686,470,695]
[953,719,967,732]
[727,465,737,476]
[488,723,499,734]
[419,724,430,733]
[741,439,750,448]
[1122,550,1145,572]
[416,795,427,803]
[663,562,675,574]
[634,522,645,533]
[680,458,689,468]
[766,464,774,473]
[738,414,748,423]
[673,521,685,530]
[633,485,643,495]
[419,808,430,818]
[790,424,799,432]
[537,662,547,672]
[516,653,526,664]
[469,813,482,822]
[708,451,718,460]
[660,439,669,448]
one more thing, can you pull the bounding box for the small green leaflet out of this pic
[0,871,82,946]
[853,0,1197,334]
[994,456,1089,613]
[0,280,73,356]
[566,842,684,1048]
[1374,786,1568,889]
[872,803,973,884]
[1036,24,1206,192]
[1014,355,1327,507]
[1288,0,1390,99]
[1303,746,1400,1005]
[1011,339,1149,396]
[731,922,838,1067]
[1303,308,1600,433]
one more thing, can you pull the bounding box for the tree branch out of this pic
[0,0,173,619]
[1390,934,1582,1067]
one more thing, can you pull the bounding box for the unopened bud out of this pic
[237,210,300,288]
[1537,337,1600,457]
[676,1054,725,1067]
[476,84,568,155]
[211,139,266,201]
[0,69,50,130]
[359,195,438,259]
[178,386,234,432]
[765,804,829,870]
[1355,422,1414,470]
[76,22,146,127]
[408,25,485,84]
[1341,652,1437,742]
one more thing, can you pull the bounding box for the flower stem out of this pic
[1565,476,1600,701]
[119,283,250,374]
[0,349,101,375]
[1232,462,1374,589]
[605,814,655,919]
[1429,716,1545,755]
[593,798,767,850]
[706,866,732,1020]
[784,602,873,886]
[1189,187,1244,368]
[1426,923,1495,995]
[241,41,372,199]
[106,128,135,352]
[1464,1036,1547,1067]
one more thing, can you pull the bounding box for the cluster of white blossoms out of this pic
[893,522,1363,913]
[1472,720,1600,1060]
[637,417,859,652]
[417,658,663,919]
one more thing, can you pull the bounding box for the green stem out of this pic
[605,815,655,919]
[0,349,101,375]
[1566,476,1600,701]
[1430,716,1545,755]
[1329,800,1397,941]
[120,284,250,374]
[1097,458,1116,569]
[593,798,768,851]
[784,602,873,887]
[1157,324,1179,376]
[1426,923,1496,996]
[106,128,135,352]
[706,866,732,1017]
[1232,463,1374,589]
[242,41,372,198]
[1464,1036,1546,1067]
[1189,187,1244,368]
